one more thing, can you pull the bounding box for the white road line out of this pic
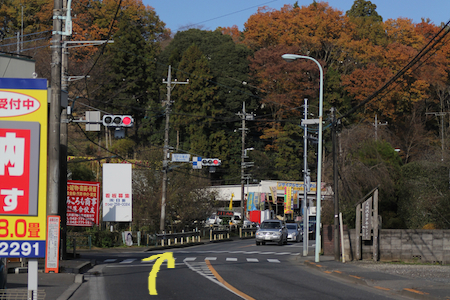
[119,259,135,264]
[226,258,238,262]
[246,258,259,262]
[275,252,291,255]
[267,259,281,263]
[184,257,197,262]
[260,252,275,255]
[103,259,116,263]
[106,263,185,268]
[205,257,217,261]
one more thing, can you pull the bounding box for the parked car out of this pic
[286,222,302,242]
[255,219,288,246]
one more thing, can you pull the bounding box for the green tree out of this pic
[95,7,166,146]
[159,29,254,183]
[346,0,385,45]
[171,44,219,155]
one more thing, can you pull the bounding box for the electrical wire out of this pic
[84,0,123,77]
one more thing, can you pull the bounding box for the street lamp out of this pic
[282,54,324,262]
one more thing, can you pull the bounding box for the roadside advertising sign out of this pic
[45,215,60,273]
[0,78,48,258]
[277,181,326,192]
[102,163,132,222]
[67,180,100,226]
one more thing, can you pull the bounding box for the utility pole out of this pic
[237,103,254,217]
[373,114,388,141]
[332,107,340,261]
[59,0,69,260]
[160,66,188,233]
[302,99,310,257]
[48,0,63,216]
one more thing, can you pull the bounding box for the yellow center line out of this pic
[349,275,362,279]
[404,288,429,295]
[205,260,256,300]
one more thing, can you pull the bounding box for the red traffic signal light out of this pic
[201,158,221,166]
[102,115,134,127]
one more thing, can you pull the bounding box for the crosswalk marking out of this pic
[204,257,217,261]
[104,257,286,264]
[183,257,197,262]
[103,251,295,265]
[120,259,135,264]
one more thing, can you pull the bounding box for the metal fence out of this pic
[149,231,201,247]
[0,289,45,300]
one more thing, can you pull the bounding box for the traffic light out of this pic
[102,115,134,127]
[201,158,221,166]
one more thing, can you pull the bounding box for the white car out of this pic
[286,223,302,242]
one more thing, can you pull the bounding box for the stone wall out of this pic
[342,229,450,264]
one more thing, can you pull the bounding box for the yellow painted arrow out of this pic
[142,252,175,295]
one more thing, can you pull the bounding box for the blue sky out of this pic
[144,0,450,33]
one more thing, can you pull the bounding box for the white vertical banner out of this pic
[102,163,132,222]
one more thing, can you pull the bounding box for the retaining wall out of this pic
[342,229,450,264]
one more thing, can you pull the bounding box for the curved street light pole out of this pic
[281,54,323,262]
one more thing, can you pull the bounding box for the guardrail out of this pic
[67,234,92,257]
[209,228,230,241]
[149,231,201,247]
[240,227,257,238]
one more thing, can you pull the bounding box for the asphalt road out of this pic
[69,240,404,300]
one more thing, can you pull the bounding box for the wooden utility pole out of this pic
[58,0,71,260]
[48,0,63,216]
[159,66,188,233]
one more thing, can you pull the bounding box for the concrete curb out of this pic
[302,260,443,300]
[56,274,84,300]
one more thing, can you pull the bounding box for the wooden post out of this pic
[373,189,379,262]
[356,203,361,260]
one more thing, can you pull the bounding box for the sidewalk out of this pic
[3,245,450,300]
[297,255,450,300]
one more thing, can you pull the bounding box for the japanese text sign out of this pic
[0,78,48,258]
[67,180,100,226]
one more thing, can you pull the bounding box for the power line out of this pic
[84,0,123,77]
